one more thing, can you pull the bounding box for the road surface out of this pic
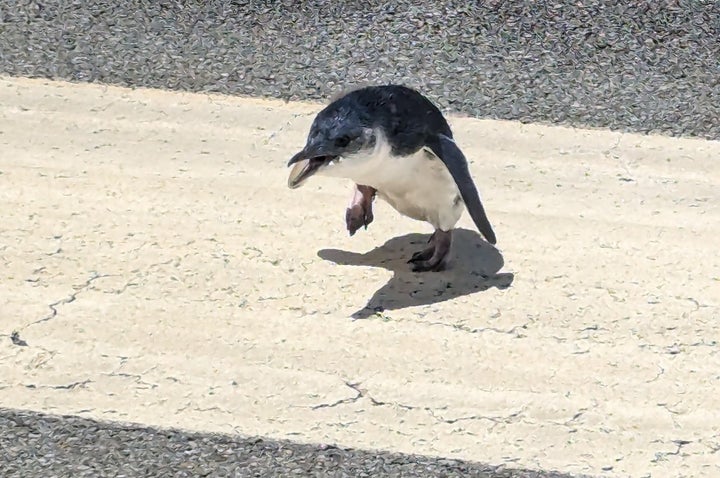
[1,77,718,477]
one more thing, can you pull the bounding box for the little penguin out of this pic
[286,84,497,272]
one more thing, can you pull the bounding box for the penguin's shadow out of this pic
[318,228,514,319]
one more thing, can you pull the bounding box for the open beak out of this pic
[287,149,336,189]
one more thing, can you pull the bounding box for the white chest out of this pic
[318,140,464,230]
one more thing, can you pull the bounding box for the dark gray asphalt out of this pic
[0,408,582,478]
[2,0,717,476]
[0,0,718,140]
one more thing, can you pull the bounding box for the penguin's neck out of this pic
[318,130,399,185]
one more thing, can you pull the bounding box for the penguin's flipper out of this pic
[426,134,497,245]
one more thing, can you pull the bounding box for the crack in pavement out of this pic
[311,382,419,411]
[24,379,92,390]
[23,272,109,329]
[426,320,529,337]
[104,257,177,294]
[311,381,526,430]
[45,246,63,256]
[102,361,159,390]
[657,401,684,428]
[175,403,232,415]
[311,382,363,410]
[427,407,526,429]
[103,372,158,389]
[646,365,665,383]
[15,258,179,336]
[549,400,600,430]
[367,311,529,338]
[651,439,692,463]
[105,280,140,295]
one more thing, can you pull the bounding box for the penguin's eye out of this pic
[335,135,351,148]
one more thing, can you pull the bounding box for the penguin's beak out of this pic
[286,147,337,189]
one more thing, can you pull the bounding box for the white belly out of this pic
[318,139,464,231]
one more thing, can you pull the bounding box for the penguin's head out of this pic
[287,101,376,189]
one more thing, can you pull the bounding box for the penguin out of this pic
[287,84,496,272]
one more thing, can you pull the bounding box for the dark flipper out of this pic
[426,134,497,245]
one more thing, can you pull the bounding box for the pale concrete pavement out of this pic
[1,77,719,477]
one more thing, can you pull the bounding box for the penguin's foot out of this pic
[346,184,376,236]
[408,231,437,262]
[408,229,452,272]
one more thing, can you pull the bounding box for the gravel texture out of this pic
[0,408,581,478]
[1,0,718,140]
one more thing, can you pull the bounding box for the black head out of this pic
[287,99,376,189]
[287,84,453,188]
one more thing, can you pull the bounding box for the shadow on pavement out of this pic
[318,228,514,319]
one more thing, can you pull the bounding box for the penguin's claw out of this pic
[411,259,448,272]
[408,246,434,264]
[408,229,453,272]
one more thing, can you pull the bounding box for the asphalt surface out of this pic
[1,0,718,476]
[1,0,719,140]
[0,408,581,478]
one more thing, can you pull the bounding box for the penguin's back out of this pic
[321,85,453,156]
